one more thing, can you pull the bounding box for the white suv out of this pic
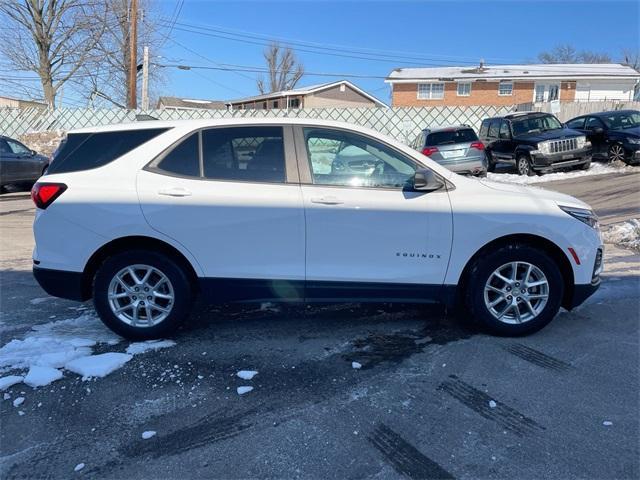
[31,119,603,339]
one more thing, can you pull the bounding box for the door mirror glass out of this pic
[413,169,444,192]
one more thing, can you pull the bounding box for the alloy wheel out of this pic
[517,157,530,175]
[107,264,174,327]
[483,261,549,324]
[608,144,625,163]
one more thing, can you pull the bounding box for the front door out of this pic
[137,125,306,301]
[584,116,608,159]
[296,126,453,300]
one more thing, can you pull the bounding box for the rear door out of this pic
[296,126,452,299]
[137,125,306,300]
[488,120,514,164]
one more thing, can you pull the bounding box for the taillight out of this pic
[470,141,485,151]
[422,146,439,156]
[31,183,67,209]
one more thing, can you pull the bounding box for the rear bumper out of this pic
[438,157,487,176]
[33,266,87,301]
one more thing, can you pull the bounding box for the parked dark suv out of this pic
[565,110,640,165]
[479,112,592,176]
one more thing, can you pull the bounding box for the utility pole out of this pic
[141,46,149,110]
[127,0,138,109]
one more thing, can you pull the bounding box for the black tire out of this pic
[464,244,564,336]
[578,159,591,171]
[93,249,193,340]
[486,151,496,172]
[516,154,535,176]
[607,143,626,163]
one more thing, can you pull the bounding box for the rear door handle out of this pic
[158,187,192,197]
[310,196,343,205]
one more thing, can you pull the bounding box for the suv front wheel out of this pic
[93,250,193,340]
[516,154,535,176]
[465,244,564,336]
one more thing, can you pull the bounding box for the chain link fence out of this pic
[0,105,515,144]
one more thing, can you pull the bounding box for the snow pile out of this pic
[602,219,640,252]
[487,162,634,185]
[126,340,176,355]
[142,431,157,439]
[0,313,177,390]
[351,361,362,369]
[65,352,133,379]
[237,386,253,395]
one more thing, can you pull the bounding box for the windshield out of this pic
[426,128,478,146]
[599,111,640,130]
[511,115,563,136]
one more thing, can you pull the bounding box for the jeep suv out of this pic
[32,118,603,339]
[479,112,592,175]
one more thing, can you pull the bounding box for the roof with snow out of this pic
[226,80,388,107]
[386,63,640,82]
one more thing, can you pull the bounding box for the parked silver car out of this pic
[0,135,49,192]
[412,125,487,176]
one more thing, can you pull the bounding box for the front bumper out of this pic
[33,266,87,301]
[565,246,603,309]
[530,146,592,172]
[626,144,640,164]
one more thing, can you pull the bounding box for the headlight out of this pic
[628,137,640,144]
[559,205,599,229]
[537,141,551,154]
[575,136,587,148]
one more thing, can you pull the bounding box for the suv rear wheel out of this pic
[465,244,564,336]
[516,154,534,176]
[93,250,193,340]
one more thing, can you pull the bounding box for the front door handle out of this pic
[310,196,343,205]
[158,187,192,197]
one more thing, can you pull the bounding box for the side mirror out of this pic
[413,169,444,192]
[593,127,604,135]
[30,149,37,156]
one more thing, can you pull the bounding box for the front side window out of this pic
[457,82,472,96]
[566,117,585,129]
[7,139,31,155]
[585,117,605,130]
[202,126,285,183]
[304,128,416,189]
[498,81,513,96]
[155,133,200,177]
[417,83,445,100]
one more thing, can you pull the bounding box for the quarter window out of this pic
[155,133,200,177]
[487,120,500,138]
[202,126,285,183]
[303,128,416,189]
[498,81,513,96]
[417,83,445,100]
[457,82,472,96]
[499,121,511,139]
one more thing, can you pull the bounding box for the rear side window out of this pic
[202,126,285,183]
[48,128,167,174]
[155,133,200,177]
[426,128,478,146]
[479,121,489,138]
[487,120,499,138]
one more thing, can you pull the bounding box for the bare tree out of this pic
[622,49,640,71]
[538,44,611,64]
[0,0,105,108]
[257,43,304,94]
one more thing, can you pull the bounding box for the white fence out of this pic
[0,105,515,144]
[520,100,640,121]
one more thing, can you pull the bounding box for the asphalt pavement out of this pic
[0,171,638,479]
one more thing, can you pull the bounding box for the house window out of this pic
[417,83,445,100]
[548,85,559,101]
[289,98,300,108]
[457,82,472,96]
[535,85,545,102]
[498,81,513,96]
[262,102,267,109]
[272,100,279,109]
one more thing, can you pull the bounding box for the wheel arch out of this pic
[456,233,575,310]
[81,236,200,300]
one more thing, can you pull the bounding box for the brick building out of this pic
[386,63,640,107]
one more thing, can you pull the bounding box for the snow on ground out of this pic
[142,431,157,439]
[487,162,635,185]
[237,370,258,380]
[125,340,176,355]
[24,366,63,387]
[237,386,254,395]
[0,313,177,390]
[602,219,640,252]
[65,352,133,379]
